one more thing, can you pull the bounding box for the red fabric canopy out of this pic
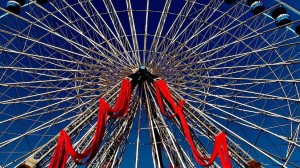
[154,79,232,168]
[49,79,132,168]
[49,78,232,168]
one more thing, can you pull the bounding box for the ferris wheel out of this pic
[0,0,300,167]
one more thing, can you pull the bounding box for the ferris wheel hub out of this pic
[128,66,158,86]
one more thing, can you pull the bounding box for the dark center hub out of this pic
[128,66,158,87]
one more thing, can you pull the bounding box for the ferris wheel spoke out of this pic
[144,85,162,168]
[23,14,126,69]
[0,38,115,72]
[165,27,288,71]
[173,61,299,88]
[169,77,299,102]
[0,94,103,163]
[170,87,292,166]
[48,1,121,60]
[161,4,285,65]
[112,108,138,167]
[208,84,298,102]
[65,122,99,167]
[0,67,123,86]
[2,99,82,149]
[0,50,80,72]
[144,84,196,167]
[145,83,201,167]
[170,86,300,151]
[0,66,116,74]
[81,1,138,66]
[0,65,113,89]
[88,119,125,167]
[164,84,253,167]
[87,95,139,167]
[0,101,95,149]
[18,81,122,168]
[153,0,196,56]
[158,0,242,63]
[0,79,109,106]
[0,96,77,125]
[8,103,91,126]
[142,0,149,65]
[0,76,111,88]
[31,2,112,55]
[163,0,224,47]
[170,82,300,123]
[170,55,299,103]
[168,79,287,98]
[170,40,300,73]
[177,25,298,71]
[283,124,300,166]
[173,59,300,73]
[0,29,119,70]
[1,82,104,104]
[0,17,118,70]
[51,0,135,67]
[0,27,81,63]
[144,93,196,167]
[102,0,138,66]
[198,28,296,66]
[134,94,142,168]
[74,118,125,167]
[148,0,172,65]
[0,73,110,97]
[125,0,141,65]
[171,0,225,42]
